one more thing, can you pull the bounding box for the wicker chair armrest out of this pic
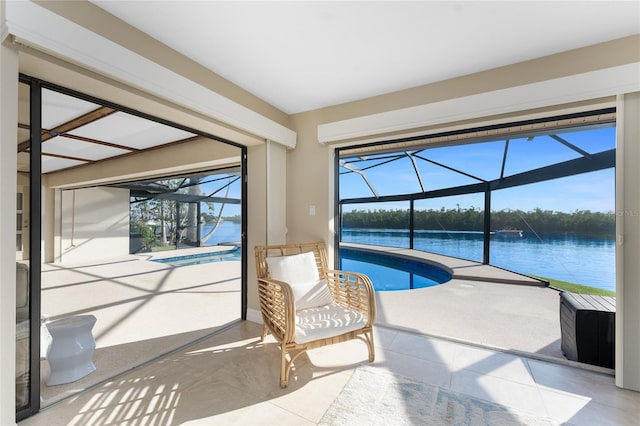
[324,269,377,326]
[257,278,297,343]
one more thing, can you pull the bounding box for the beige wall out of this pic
[245,141,290,319]
[287,111,336,256]
[617,92,640,391]
[56,187,129,264]
[266,141,287,245]
[246,144,267,317]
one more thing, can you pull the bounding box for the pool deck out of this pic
[340,242,546,286]
[341,243,567,363]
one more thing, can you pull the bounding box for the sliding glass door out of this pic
[17,74,247,421]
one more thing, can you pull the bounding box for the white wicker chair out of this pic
[254,242,376,387]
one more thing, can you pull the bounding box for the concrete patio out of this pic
[343,243,566,360]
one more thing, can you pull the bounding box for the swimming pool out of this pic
[339,247,451,291]
[152,247,241,266]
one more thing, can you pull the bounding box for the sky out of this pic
[339,126,616,213]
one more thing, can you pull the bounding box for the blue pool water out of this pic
[153,247,241,266]
[339,247,451,291]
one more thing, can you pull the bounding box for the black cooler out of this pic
[560,292,615,369]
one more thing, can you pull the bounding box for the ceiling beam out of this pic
[17,106,117,152]
[56,133,140,152]
[41,152,91,163]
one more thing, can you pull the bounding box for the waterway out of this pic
[201,221,241,246]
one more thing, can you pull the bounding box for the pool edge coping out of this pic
[340,242,547,287]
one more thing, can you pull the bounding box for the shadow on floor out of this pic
[40,322,241,407]
[35,324,364,426]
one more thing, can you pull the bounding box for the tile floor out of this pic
[21,321,640,426]
[39,256,242,407]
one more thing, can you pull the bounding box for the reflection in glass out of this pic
[126,170,242,252]
[16,81,31,413]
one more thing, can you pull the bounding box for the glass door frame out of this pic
[17,73,248,421]
[16,75,42,421]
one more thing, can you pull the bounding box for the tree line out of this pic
[342,207,615,236]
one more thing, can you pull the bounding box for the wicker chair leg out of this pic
[366,330,375,362]
[261,324,268,342]
[280,346,290,388]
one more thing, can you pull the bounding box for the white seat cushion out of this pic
[266,252,334,309]
[295,302,366,344]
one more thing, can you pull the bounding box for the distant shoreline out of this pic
[341,208,615,237]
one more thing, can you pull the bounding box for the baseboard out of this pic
[246,308,263,324]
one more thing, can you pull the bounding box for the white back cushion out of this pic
[266,251,333,310]
[266,251,319,284]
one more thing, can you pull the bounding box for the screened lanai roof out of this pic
[111,169,242,205]
[339,112,616,203]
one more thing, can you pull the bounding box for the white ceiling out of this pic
[91,1,640,114]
